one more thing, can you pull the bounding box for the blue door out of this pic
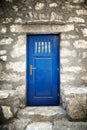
[27,34,60,106]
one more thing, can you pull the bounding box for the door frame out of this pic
[26,33,60,106]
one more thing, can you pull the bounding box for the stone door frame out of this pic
[11,24,74,105]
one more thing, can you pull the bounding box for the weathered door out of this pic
[27,34,60,106]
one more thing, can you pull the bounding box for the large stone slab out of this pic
[26,122,52,130]
[53,119,87,130]
[18,106,66,122]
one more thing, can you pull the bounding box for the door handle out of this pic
[30,65,36,75]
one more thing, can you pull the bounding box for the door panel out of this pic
[27,34,60,106]
[35,58,52,97]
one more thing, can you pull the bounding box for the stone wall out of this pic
[0,0,87,121]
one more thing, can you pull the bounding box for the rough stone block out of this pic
[0,26,7,33]
[60,48,77,57]
[62,66,84,73]
[12,5,18,12]
[61,34,79,40]
[60,41,70,47]
[10,35,26,58]
[0,50,6,55]
[35,2,45,10]
[60,58,69,64]
[81,28,87,37]
[0,72,25,82]
[61,74,75,83]
[50,12,63,21]
[53,120,87,130]
[14,18,24,24]
[82,52,87,59]
[0,90,20,116]
[73,40,87,49]
[68,17,85,23]
[12,119,30,130]
[76,10,87,15]
[0,56,7,61]
[3,18,13,24]
[16,85,25,104]
[6,62,25,72]
[0,84,13,90]
[2,106,13,119]
[49,3,58,7]
[62,87,87,120]
[0,91,9,99]
[81,76,87,83]
[73,0,84,3]
[0,37,13,45]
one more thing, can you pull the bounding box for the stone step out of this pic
[17,106,66,122]
[1,106,87,130]
[4,116,87,130]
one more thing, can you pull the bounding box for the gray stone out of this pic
[60,59,69,64]
[49,3,58,7]
[0,84,13,90]
[6,0,13,2]
[61,74,75,83]
[62,66,85,73]
[0,37,13,45]
[10,35,25,58]
[82,52,87,59]
[0,91,9,99]
[0,72,25,82]
[0,56,7,61]
[0,90,20,115]
[2,106,13,119]
[14,18,24,23]
[3,18,13,24]
[35,2,45,10]
[50,12,63,21]
[73,40,87,49]
[73,0,84,3]
[6,62,25,72]
[62,87,87,120]
[61,34,79,40]
[0,50,6,55]
[76,10,87,15]
[16,85,25,101]
[12,119,30,130]
[60,48,77,57]
[0,90,15,98]
[18,106,66,121]
[10,24,74,33]
[60,41,70,47]
[81,28,87,37]
[53,120,87,130]
[68,17,85,23]
[26,122,52,130]
[12,5,18,12]
[0,26,7,33]
[81,76,87,83]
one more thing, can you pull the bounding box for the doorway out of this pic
[26,34,60,106]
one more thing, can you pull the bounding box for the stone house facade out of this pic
[0,0,87,129]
